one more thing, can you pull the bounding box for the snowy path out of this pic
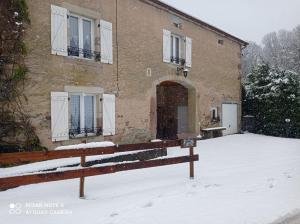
[269,210,300,224]
[0,134,300,224]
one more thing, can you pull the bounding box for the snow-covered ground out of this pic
[0,133,300,224]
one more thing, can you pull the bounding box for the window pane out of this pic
[84,96,94,132]
[69,16,79,56]
[70,95,80,134]
[175,37,180,62]
[171,36,174,61]
[83,19,92,59]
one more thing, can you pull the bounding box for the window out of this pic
[70,95,80,133]
[51,88,116,142]
[211,107,218,122]
[163,29,191,67]
[68,14,94,59]
[70,93,96,137]
[51,5,112,62]
[84,95,95,131]
[171,34,181,64]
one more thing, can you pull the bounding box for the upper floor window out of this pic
[51,5,112,64]
[163,29,192,67]
[171,34,182,64]
[218,39,224,45]
[68,14,94,59]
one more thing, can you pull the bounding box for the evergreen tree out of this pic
[244,64,300,138]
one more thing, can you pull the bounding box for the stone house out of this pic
[24,0,247,149]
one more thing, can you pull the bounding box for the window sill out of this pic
[62,56,101,66]
[67,55,95,62]
[164,61,180,66]
[166,58,186,66]
[69,133,100,139]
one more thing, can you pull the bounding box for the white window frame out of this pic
[69,93,97,138]
[68,13,95,60]
[171,33,182,65]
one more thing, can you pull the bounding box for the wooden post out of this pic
[79,155,86,198]
[79,140,87,198]
[189,146,194,179]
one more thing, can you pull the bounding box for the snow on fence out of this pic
[0,139,199,198]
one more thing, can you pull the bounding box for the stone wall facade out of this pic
[24,0,245,149]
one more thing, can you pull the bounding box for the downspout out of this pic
[239,43,248,133]
[116,0,120,96]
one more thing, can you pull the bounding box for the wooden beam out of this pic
[115,140,181,152]
[0,140,181,165]
[0,155,199,189]
[0,147,115,165]
[79,155,86,198]
[189,146,195,178]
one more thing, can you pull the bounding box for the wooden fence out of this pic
[0,139,199,198]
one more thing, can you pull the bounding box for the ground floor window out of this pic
[70,93,96,137]
[51,88,116,142]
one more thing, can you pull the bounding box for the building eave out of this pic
[145,0,249,47]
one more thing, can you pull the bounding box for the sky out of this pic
[161,0,300,44]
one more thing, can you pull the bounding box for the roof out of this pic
[146,0,248,46]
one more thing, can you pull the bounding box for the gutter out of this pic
[145,0,249,47]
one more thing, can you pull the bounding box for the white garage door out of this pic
[222,104,238,136]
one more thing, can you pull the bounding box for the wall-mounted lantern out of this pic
[183,68,189,78]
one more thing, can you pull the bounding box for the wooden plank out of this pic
[115,140,181,152]
[0,155,199,189]
[0,140,181,165]
[0,147,115,165]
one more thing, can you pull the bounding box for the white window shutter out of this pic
[51,92,69,142]
[51,5,68,56]
[163,29,171,63]
[185,37,192,67]
[103,94,116,136]
[100,20,113,64]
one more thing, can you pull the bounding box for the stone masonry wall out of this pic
[23,0,243,149]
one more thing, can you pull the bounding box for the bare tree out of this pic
[241,41,263,79]
[242,25,300,78]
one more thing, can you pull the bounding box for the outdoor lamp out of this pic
[183,68,189,78]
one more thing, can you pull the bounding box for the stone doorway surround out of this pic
[150,75,198,139]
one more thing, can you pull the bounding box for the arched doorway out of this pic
[156,81,189,139]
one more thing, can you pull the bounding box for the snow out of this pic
[0,141,152,178]
[55,141,115,150]
[150,139,163,142]
[1,134,300,224]
[243,115,255,118]
[202,126,226,131]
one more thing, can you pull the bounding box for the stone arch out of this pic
[150,75,198,138]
